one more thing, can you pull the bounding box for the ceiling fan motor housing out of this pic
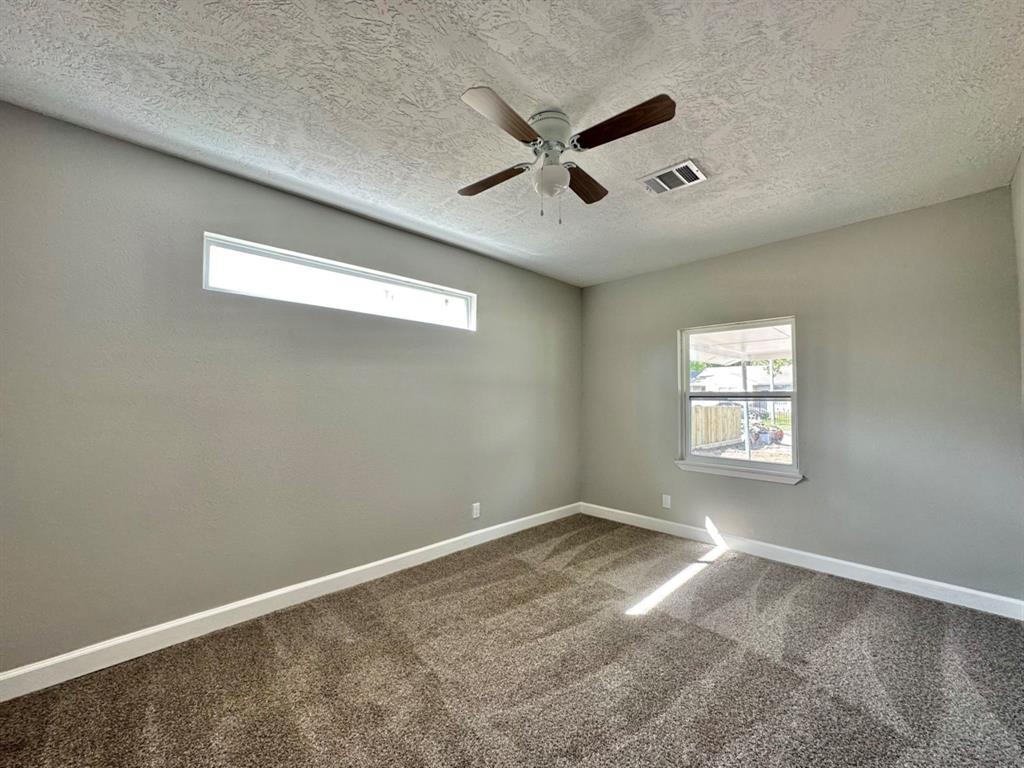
[528,109,572,198]
[529,109,571,152]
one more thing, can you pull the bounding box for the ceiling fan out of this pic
[457,87,676,211]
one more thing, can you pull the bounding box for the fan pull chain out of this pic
[558,196,562,225]
[540,195,544,217]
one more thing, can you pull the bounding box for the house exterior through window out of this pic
[678,317,801,484]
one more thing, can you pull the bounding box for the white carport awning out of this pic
[689,323,792,364]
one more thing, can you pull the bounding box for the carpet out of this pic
[1,514,1021,767]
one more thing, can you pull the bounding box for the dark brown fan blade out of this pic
[570,94,676,151]
[565,164,608,204]
[462,87,540,144]
[458,164,530,196]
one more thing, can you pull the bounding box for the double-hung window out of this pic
[678,317,801,484]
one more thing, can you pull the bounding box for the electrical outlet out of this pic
[661,494,671,509]
[471,502,481,519]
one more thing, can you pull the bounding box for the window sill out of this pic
[674,460,803,485]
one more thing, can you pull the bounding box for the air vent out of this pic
[640,160,707,194]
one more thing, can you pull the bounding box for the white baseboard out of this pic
[0,502,580,703]
[5,500,1019,702]
[580,502,1024,621]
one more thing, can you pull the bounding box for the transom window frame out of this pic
[202,232,477,331]
[676,316,803,485]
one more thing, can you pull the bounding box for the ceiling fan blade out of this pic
[570,94,676,151]
[461,87,541,144]
[565,163,608,204]
[458,164,530,196]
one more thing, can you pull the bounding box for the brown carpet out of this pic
[1,514,1022,767]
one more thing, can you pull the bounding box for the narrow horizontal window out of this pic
[203,233,476,330]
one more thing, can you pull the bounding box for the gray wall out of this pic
[2,100,1022,673]
[0,103,582,670]
[1013,151,1024,406]
[581,189,1024,599]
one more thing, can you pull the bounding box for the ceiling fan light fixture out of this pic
[458,86,674,207]
[533,163,570,198]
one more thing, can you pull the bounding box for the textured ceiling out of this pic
[2,1,1022,285]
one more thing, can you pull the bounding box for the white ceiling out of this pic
[2,1,1022,286]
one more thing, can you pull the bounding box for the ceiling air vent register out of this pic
[641,160,706,194]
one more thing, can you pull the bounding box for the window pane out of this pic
[688,323,793,393]
[690,399,793,465]
[204,235,475,330]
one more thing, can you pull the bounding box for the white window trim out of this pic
[202,232,477,331]
[677,317,803,484]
